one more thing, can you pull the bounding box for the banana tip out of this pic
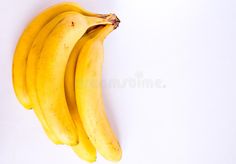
[106,14,120,29]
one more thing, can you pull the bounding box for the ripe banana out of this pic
[75,24,122,161]
[65,27,105,162]
[12,2,104,109]
[12,2,122,161]
[26,12,79,144]
[36,13,115,146]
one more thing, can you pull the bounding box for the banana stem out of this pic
[86,14,120,31]
[92,15,120,41]
[106,14,120,29]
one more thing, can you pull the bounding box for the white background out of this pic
[0,0,236,163]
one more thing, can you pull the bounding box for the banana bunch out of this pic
[12,2,121,162]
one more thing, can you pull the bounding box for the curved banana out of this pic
[36,13,115,146]
[26,12,78,144]
[65,27,105,162]
[12,2,104,109]
[75,24,122,161]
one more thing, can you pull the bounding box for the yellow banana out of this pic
[65,27,105,162]
[26,12,78,144]
[75,24,122,161]
[36,13,115,146]
[12,2,104,109]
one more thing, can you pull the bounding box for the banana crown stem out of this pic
[91,15,120,41]
[86,14,120,31]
